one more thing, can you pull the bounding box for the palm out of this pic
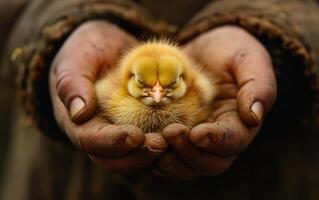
[50,21,168,174]
[154,26,277,179]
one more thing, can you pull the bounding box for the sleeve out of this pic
[7,0,174,140]
[178,0,319,131]
[0,0,29,84]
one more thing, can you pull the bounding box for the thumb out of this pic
[51,21,137,123]
[55,68,97,123]
[52,31,102,123]
[231,47,277,127]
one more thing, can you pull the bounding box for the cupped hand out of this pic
[154,26,277,179]
[49,20,167,173]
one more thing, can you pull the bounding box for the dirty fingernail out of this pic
[146,146,165,153]
[142,145,165,157]
[69,97,86,120]
[251,101,264,123]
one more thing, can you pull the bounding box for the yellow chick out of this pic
[95,41,216,133]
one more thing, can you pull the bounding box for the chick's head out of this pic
[124,44,189,106]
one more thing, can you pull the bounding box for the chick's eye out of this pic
[131,74,144,87]
[169,79,178,88]
[135,77,144,87]
[137,79,144,85]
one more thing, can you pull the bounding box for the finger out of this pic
[73,122,145,157]
[162,124,235,175]
[50,71,144,157]
[52,39,108,123]
[229,45,277,126]
[52,34,103,123]
[143,132,168,152]
[52,20,136,123]
[91,133,167,173]
[55,72,97,124]
[190,111,260,156]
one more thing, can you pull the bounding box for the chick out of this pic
[95,41,216,133]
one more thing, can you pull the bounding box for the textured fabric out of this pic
[179,0,319,127]
[1,0,319,199]
[7,0,177,140]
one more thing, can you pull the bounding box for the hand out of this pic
[154,26,277,179]
[49,20,167,173]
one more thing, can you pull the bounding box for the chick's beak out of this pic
[149,81,165,103]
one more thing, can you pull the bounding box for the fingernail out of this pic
[142,145,165,156]
[251,101,264,122]
[195,136,211,147]
[69,97,86,120]
[146,146,165,153]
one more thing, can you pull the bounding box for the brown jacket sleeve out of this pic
[178,0,319,129]
[6,0,174,139]
[0,0,29,83]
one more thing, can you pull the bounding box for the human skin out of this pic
[50,21,168,173]
[156,26,277,179]
[49,20,276,178]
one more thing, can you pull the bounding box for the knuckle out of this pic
[76,130,91,153]
[56,67,74,83]
[121,125,143,136]
[163,123,190,138]
[229,48,250,68]
[100,125,133,150]
[76,126,101,154]
[56,74,74,103]
[191,123,211,135]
